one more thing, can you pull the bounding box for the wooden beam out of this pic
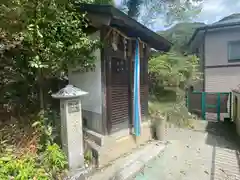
[87,13,111,28]
[100,26,108,135]
[128,39,133,127]
[144,45,150,119]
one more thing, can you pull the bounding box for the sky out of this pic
[115,0,240,31]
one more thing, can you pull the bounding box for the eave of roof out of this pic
[188,21,240,46]
[75,3,172,52]
[232,89,240,94]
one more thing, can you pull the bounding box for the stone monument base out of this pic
[84,121,153,168]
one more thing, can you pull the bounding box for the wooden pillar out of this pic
[144,45,150,120]
[101,26,112,134]
[128,39,133,126]
[100,26,108,135]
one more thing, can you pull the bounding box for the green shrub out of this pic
[0,151,49,180]
[42,143,67,174]
[84,149,93,165]
[0,112,67,179]
[149,52,201,96]
[0,143,67,179]
[148,52,201,128]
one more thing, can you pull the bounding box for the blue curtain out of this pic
[133,39,141,136]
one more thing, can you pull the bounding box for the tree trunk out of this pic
[38,69,44,111]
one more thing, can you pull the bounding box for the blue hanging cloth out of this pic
[133,39,141,136]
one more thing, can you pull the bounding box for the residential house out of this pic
[189,14,240,92]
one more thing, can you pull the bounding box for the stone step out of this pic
[87,141,166,180]
[83,128,104,146]
[85,136,139,168]
[85,131,152,167]
[84,122,153,167]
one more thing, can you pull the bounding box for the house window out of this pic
[228,41,240,61]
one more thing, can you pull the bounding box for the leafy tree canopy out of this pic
[149,52,201,93]
[0,0,104,110]
[0,0,101,76]
[118,0,203,26]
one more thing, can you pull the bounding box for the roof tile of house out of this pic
[189,13,240,46]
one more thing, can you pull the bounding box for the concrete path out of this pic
[134,122,240,180]
[79,141,166,180]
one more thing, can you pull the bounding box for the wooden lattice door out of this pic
[109,57,130,133]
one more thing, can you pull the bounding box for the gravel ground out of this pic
[134,122,240,180]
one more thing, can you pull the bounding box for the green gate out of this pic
[186,91,232,121]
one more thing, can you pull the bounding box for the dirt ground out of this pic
[134,121,240,180]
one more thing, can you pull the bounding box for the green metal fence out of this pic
[186,91,232,121]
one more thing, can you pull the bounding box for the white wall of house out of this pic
[205,27,240,66]
[68,31,102,114]
[205,67,240,92]
[204,27,240,92]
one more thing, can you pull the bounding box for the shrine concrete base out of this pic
[84,121,153,168]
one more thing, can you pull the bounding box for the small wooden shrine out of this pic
[69,4,171,138]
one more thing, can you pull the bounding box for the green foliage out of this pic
[1,0,98,69]
[42,144,67,174]
[25,0,99,72]
[149,89,195,128]
[149,52,201,128]
[0,1,106,177]
[84,149,93,165]
[0,114,67,179]
[0,144,66,179]
[0,150,43,179]
[158,22,205,52]
[119,0,202,26]
[32,111,55,151]
[149,52,201,94]
[0,0,101,113]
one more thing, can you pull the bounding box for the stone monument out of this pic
[52,84,88,170]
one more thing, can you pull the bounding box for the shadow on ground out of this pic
[132,119,240,180]
[205,121,240,180]
[205,121,239,149]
